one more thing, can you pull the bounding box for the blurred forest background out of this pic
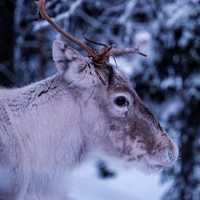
[0,0,200,199]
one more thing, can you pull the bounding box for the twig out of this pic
[110,47,147,57]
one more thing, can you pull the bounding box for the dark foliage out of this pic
[0,0,15,86]
[133,2,200,200]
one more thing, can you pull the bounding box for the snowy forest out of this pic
[0,0,200,200]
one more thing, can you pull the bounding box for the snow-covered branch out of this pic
[118,0,136,24]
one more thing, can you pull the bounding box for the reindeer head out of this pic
[37,0,178,172]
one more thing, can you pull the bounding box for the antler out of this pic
[36,0,95,58]
[36,0,147,86]
[110,47,147,57]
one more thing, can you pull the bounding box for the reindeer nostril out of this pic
[160,144,178,166]
[162,149,172,163]
[155,144,177,167]
[167,149,175,162]
[150,136,178,168]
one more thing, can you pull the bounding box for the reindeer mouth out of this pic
[125,147,178,173]
[135,159,171,174]
[143,150,178,173]
[124,160,164,174]
[146,163,165,172]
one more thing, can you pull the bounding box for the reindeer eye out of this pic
[114,96,129,107]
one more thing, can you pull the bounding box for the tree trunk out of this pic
[0,0,15,86]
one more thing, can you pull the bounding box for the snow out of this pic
[111,57,134,75]
[118,0,136,24]
[68,159,171,200]
[165,3,191,27]
[160,98,183,122]
[134,31,151,47]
[161,76,183,90]
[186,74,200,87]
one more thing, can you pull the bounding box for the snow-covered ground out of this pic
[69,159,171,200]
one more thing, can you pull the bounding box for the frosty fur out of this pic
[0,39,178,200]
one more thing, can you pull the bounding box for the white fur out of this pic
[0,39,178,199]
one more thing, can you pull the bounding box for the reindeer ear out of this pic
[52,39,81,72]
[52,39,65,72]
[52,39,99,88]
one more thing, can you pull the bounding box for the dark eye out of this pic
[114,96,129,107]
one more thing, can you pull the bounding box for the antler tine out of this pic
[37,0,95,57]
[110,47,147,57]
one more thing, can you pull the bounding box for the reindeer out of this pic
[0,0,178,199]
